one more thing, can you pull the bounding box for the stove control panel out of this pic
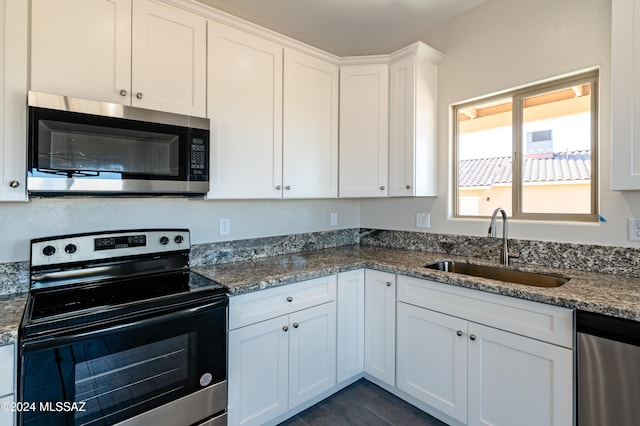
[31,229,190,266]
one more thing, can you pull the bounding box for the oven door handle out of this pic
[22,297,227,351]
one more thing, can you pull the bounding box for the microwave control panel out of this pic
[190,137,207,179]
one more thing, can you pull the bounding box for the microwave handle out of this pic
[22,296,227,351]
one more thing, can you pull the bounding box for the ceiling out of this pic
[195,0,487,56]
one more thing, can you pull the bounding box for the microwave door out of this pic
[27,103,209,195]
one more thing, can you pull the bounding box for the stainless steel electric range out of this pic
[19,229,227,426]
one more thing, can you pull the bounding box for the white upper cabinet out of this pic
[131,0,206,116]
[0,0,27,201]
[611,0,640,189]
[339,64,389,197]
[31,0,206,117]
[31,0,132,104]
[206,29,338,199]
[389,42,443,197]
[207,21,283,199]
[283,49,339,198]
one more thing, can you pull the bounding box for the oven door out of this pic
[19,295,227,426]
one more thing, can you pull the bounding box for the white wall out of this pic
[361,0,640,247]
[0,198,360,262]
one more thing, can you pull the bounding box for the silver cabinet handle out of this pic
[380,186,385,190]
[456,330,463,337]
[136,92,143,100]
[386,281,392,287]
[293,323,299,328]
[286,296,293,302]
[119,89,128,97]
[282,326,289,332]
[275,185,282,190]
[8,180,19,188]
[469,334,477,341]
[406,184,411,189]
[285,185,291,190]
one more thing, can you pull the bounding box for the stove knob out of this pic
[65,243,78,255]
[174,235,184,244]
[42,245,56,256]
[160,236,169,245]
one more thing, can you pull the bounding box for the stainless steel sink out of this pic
[424,261,568,288]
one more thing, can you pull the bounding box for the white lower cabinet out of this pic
[397,275,574,426]
[229,271,574,426]
[397,302,468,423]
[0,343,15,426]
[467,323,573,426]
[288,303,337,408]
[364,270,396,386]
[336,269,365,383]
[228,276,337,426]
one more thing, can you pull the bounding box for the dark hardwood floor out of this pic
[278,379,448,426]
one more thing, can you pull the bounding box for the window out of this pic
[453,70,598,221]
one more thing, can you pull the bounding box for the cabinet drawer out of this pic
[229,275,337,329]
[0,344,14,397]
[397,276,573,348]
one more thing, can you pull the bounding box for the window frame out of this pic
[453,70,599,222]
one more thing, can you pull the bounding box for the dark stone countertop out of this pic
[193,246,640,321]
[3,245,640,344]
[0,292,27,345]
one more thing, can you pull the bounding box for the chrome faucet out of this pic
[487,207,516,266]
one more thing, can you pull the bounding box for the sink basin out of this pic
[424,261,568,288]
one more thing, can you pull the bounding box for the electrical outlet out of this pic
[219,218,230,236]
[416,213,430,228]
[330,212,338,227]
[629,218,640,241]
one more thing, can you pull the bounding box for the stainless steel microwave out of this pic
[27,91,210,196]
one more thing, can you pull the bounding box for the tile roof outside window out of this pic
[459,150,591,188]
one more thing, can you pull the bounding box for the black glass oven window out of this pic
[38,120,180,176]
[21,300,227,426]
[74,335,189,425]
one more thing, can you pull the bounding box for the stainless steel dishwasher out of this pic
[577,310,640,426]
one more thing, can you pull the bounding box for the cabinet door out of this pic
[289,302,337,408]
[397,303,467,424]
[336,269,365,382]
[467,322,573,426]
[389,44,440,197]
[0,344,14,426]
[611,0,640,189]
[132,0,206,116]
[206,21,283,199]
[389,55,416,197]
[339,64,389,197]
[228,316,289,426]
[283,49,339,198]
[364,270,395,386]
[0,344,14,397]
[0,0,27,201]
[31,0,132,104]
